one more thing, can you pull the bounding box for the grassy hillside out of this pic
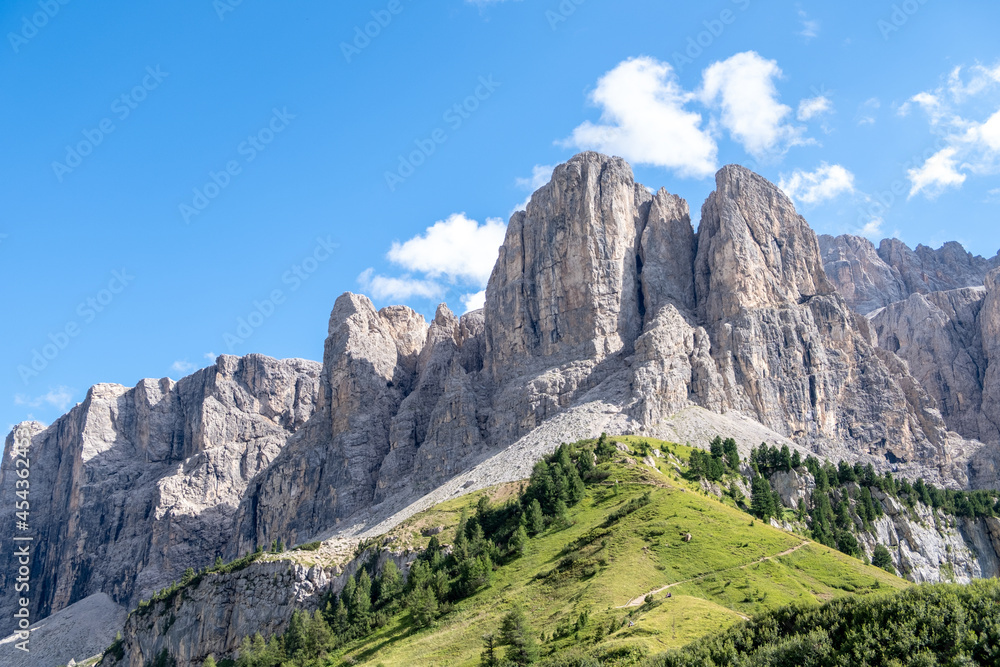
[312,437,906,666]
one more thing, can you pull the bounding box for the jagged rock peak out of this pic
[484,152,672,379]
[820,233,999,314]
[696,164,834,320]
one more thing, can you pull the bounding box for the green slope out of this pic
[326,438,907,666]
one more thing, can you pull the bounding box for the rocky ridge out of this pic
[2,153,997,653]
[819,233,999,315]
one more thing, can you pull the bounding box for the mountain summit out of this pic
[2,153,998,645]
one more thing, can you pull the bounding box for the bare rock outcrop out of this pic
[819,234,999,314]
[4,152,996,655]
[694,166,949,467]
[0,355,321,638]
[819,234,907,314]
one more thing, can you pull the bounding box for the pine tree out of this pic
[214,555,224,569]
[872,544,895,574]
[552,498,570,528]
[751,475,777,520]
[284,610,307,657]
[709,436,724,458]
[723,438,740,470]
[307,609,332,652]
[378,560,402,608]
[351,569,373,628]
[481,632,501,667]
[526,499,545,535]
[779,445,792,472]
[510,525,528,557]
[500,607,540,666]
[409,585,439,628]
[203,656,217,667]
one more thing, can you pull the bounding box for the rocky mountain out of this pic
[819,234,999,315]
[0,355,321,637]
[1,153,996,652]
[868,275,1000,446]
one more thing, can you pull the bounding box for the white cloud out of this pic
[857,98,880,126]
[171,360,197,375]
[908,147,967,198]
[698,51,807,159]
[902,63,1000,198]
[858,217,884,239]
[387,213,506,287]
[797,95,832,121]
[461,290,487,313]
[515,164,555,192]
[204,352,218,361]
[15,387,75,412]
[563,56,718,178]
[778,163,855,205]
[513,164,555,213]
[357,268,444,302]
[798,10,819,40]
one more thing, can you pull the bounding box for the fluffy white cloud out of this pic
[357,268,444,302]
[858,217,884,239]
[908,147,967,198]
[797,95,832,121]
[387,213,506,287]
[902,63,1000,198]
[171,360,197,375]
[15,387,75,412]
[563,56,718,178]
[778,163,855,205]
[461,290,487,313]
[698,51,807,159]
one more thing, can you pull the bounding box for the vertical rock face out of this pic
[871,288,993,443]
[0,355,321,637]
[696,166,835,320]
[639,189,697,317]
[982,270,1000,444]
[819,233,999,314]
[233,297,488,551]
[879,239,1000,297]
[6,152,997,646]
[484,153,648,380]
[692,166,947,465]
[819,234,907,314]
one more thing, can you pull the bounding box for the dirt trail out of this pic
[617,540,810,608]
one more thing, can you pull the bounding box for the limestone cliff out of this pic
[819,233,999,315]
[2,153,996,654]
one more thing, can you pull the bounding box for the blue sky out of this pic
[3,0,1000,431]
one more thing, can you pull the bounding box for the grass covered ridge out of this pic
[319,437,906,666]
